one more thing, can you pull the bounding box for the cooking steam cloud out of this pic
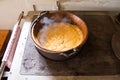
[40,16,71,25]
[40,17,54,25]
[39,16,72,46]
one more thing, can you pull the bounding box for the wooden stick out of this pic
[0,11,24,79]
[0,61,5,79]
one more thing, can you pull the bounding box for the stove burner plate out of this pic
[20,15,120,76]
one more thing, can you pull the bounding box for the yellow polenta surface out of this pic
[38,23,83,51]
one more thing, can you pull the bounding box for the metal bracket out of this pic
[18,11,24,25]
[33,4,37,11]
[57,1,61,11]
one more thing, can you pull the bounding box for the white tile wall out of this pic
[60,0,120,11]
[0,0,27,29]
[0,0,57,29]
[0,0,120,29]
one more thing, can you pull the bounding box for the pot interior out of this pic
[31,11,88,52]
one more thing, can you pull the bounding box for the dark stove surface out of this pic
[20,14,120,76]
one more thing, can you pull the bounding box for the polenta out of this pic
[38,23,83,51]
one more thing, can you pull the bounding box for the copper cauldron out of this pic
[31,11,88,61]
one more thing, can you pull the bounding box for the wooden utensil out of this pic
[0,11,24,79]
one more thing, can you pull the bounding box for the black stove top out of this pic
[20,14,120,76]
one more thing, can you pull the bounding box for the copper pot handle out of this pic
[31,11,49,27]
[38,11,49,18]
[59,49,77,57]
[35,11,49,22]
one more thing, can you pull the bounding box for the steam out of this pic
[40,16,71,25]
[61,17,71,23]
[40,17,54,25]
[39,16,72,46]
[39,25,48,45]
